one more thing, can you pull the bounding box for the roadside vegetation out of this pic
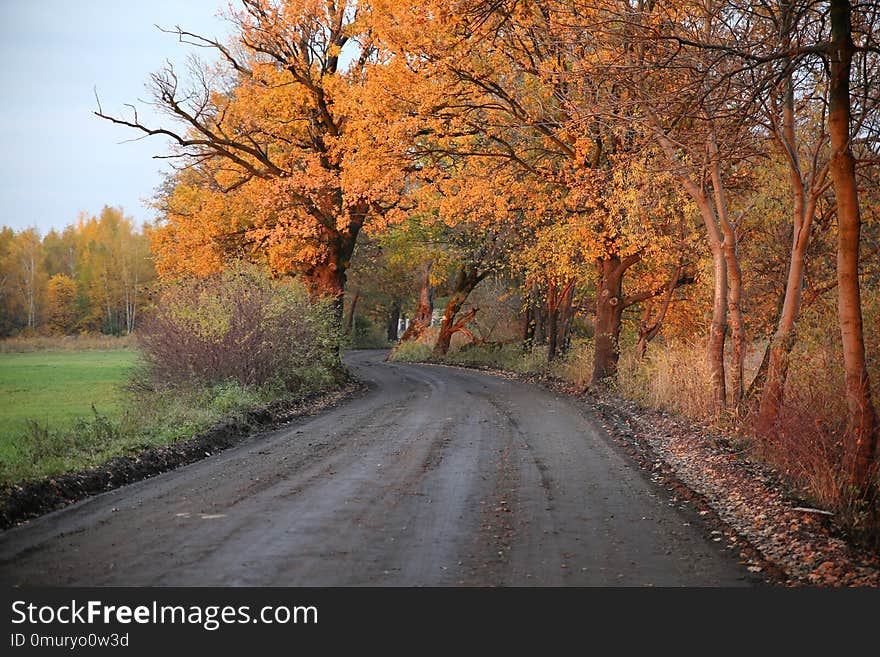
[0,266,343,487]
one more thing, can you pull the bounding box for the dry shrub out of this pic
[755,339,878,529]
[390,327,437,362]
[137,265,340,392]
[621,332,878,533]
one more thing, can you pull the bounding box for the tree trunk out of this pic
[708,131,744,407]
[650,121,728,415]
[547,281,560,361]
[387,299,401,342]
[756,48,817,431]
[756,202,812,431]
[397,261,434,344]
[558,284,576,355]
[304,251,347,312]
[591,258,626,385]
[432,266,484,357]
[828,0,878,489]
[534,303,546,345]
[300,213,364,319]
[521,284,538,352]
[344,289,360,335]
[300,215,364,371]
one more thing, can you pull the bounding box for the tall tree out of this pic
[9,228,44,330]
[98,0,399,307]
[827,0,877,488]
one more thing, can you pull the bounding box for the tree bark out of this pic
[547,280,576,362]
[756,193,814,431]
[706,241,729,416]
[547,281,560,361]
[300,208,365,319]
[558,284,576,355]
[387,299,401,342]
[397,261,434,344]
[432,266,485,357]
[521,284,538,353]
[534,302,546,345]
[343,288,360,335]
[828,0,878,489]
[708,131,744,407]
[591,257,627,384]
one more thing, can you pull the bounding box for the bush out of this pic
[137,265,341,392]
[753,332,878,529]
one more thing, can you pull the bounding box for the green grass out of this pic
[0,350,137,483]
[0,350,136,435]
[0,348,336,487]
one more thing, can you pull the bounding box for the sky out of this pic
[0,0,231,234]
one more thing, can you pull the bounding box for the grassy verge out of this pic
[0,348,337,487]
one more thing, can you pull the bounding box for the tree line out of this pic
[96,1,878,493]
[0,207,155,337]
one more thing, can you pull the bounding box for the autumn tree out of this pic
[0,227,16,335]
[644,0,879,487]
[7,228,44,331]
[403,163,523,357]
[77,207,154,335]
[747,3,834,432]
[369,0,694,381]
[46,274,78,334]
[826,0,878,486]
[98,0,401,311]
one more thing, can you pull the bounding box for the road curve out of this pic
[0,351,753,586]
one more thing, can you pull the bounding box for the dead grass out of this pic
[618,335,879,539]
[0,334,135,353]
[617,340,717,421]
[548,339,594,388]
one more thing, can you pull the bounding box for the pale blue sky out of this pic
[0,0,231,234]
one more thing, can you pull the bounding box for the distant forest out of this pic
[0,207,154,337]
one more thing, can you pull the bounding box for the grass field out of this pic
[0,350,138,481]
[0,350,136,432]
[0,346,310,486]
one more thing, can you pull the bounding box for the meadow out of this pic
[0,350,136,432]
[0,349,137,480]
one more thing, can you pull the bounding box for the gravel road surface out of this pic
[0,351,753,586]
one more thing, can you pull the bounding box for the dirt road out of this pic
[0,351,753,586]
